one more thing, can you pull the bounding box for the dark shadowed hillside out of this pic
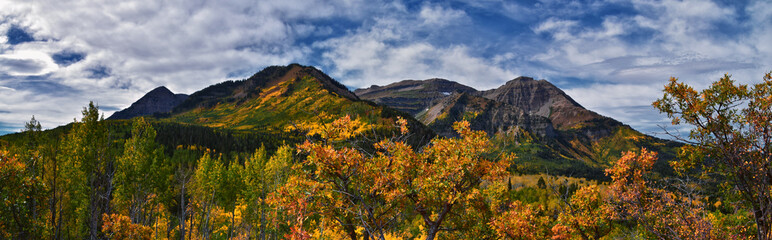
[107,86,188,120]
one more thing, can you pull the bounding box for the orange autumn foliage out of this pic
[551,185,614,240]
[489,200,550,239]
[101,213,152,240]
[605,148,748,240]
[653,72,772,239]
[271,116,508,240]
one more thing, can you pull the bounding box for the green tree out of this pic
[40,130,65,239]
[239,145,295,239]
[18,115,46,238]
[220,158,244,239]
[114,117,168,228]
[191,152,224,239]
[242,147,269,238]
[60,101,116,239]
[653,73,772,239]
[169,147,198,240]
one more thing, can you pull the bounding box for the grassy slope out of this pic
[170,75,390,130]
[166,72,433,148]
[495,124,679,180]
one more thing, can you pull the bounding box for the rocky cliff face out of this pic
[423,93,555,138]
[354,78,477,116]
[108,86,188,120]
[480,77,611,130]
[355,76,613,139]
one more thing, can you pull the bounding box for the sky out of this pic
[0,0,770,138]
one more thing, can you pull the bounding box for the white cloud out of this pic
[0,0,370,131]
[531,0,768,85]
[565,83,660,108]
[316,10,517,90]
[533,18,579,41]
[564,83,668,134]
[419,4,469,27]
[0,50,58,76]
[524,0,771,137]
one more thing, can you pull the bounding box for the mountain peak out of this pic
[505,76,536,83]
[482,76,601,129]
[356,75,618,134]
[108,86,188,120]
[419,92,555,138]
[293,64,359,100]
[173,64,357,112]
[149,85,171,92]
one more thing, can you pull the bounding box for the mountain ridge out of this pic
[150,64,434,147]
[108,64,677,178]
[172,63,359,114]
[355,76,678,176]
[355,76,623,139]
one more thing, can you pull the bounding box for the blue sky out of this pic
[1,0,770,138]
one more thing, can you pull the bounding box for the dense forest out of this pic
[1,73,771,240]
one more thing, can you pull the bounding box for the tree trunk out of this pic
[755,209,772,240]
[50,163,59,240]
[187,210,194,240]
[425,225,439,240]
[260,199,266,240]
[345,223,357,240]
[55,198,63,240]
[202,191,215,240]
[228,208,236,239]
[179,179,186,240]
[422,203,452,240]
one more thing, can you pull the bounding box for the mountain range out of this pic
[107,64,678,178]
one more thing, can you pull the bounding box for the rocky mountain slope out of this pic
[107,86,188,120]
[481,77,613,131]
[353,79,477,116]
[356,76,619,137]
[356,76,678,177]
[420,92,555,138]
